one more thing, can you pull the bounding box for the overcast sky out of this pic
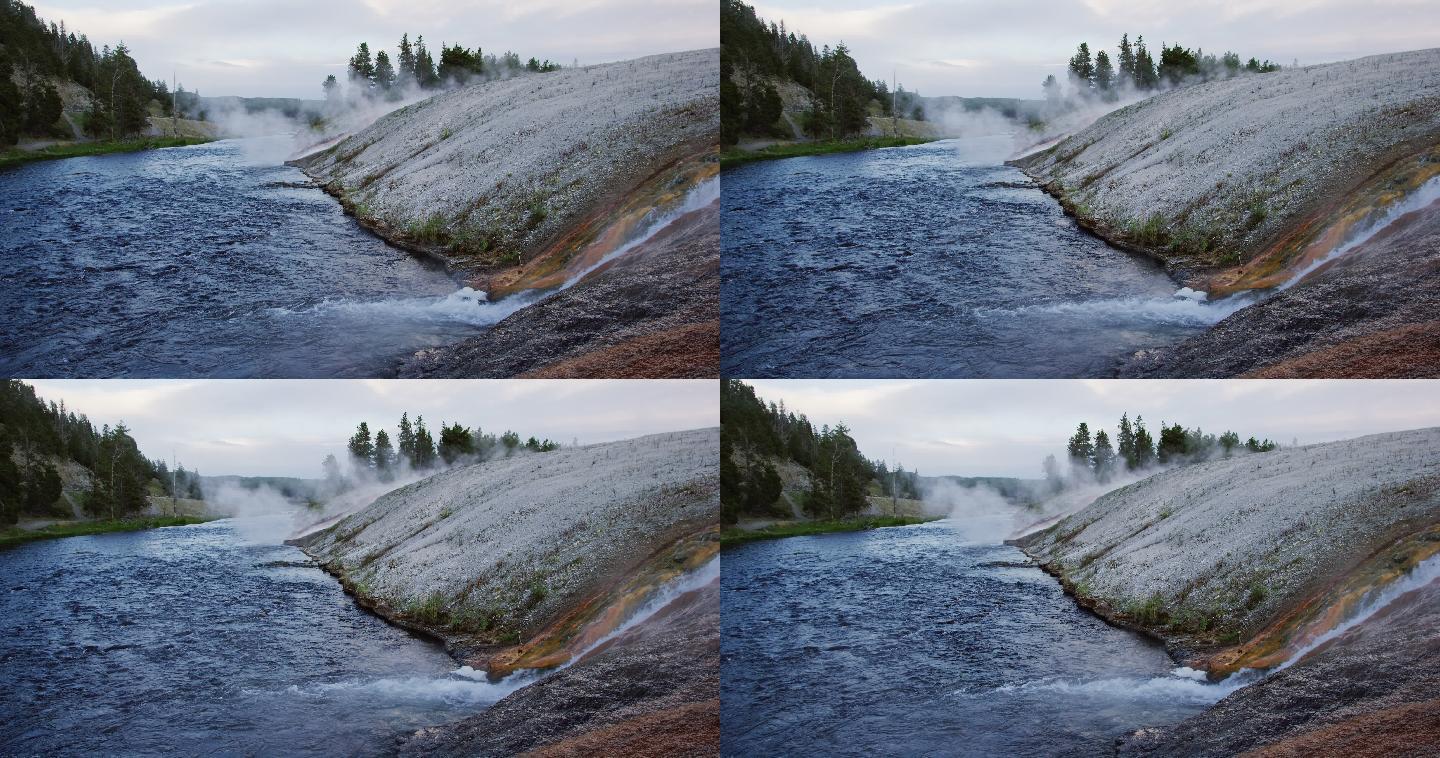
[746,380,1440,479]
[750,0,1440,99]
[25,379,717,478]
[31,0,716,99]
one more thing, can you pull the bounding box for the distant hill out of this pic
[0,380,201,525]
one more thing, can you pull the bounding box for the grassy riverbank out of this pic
[720,136,935,169]
[0,516,212,549]
[721,515,938,546]
[0,136,213,171]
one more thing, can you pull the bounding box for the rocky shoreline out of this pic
[1010,427,1440,753]
[289,49,720,377]
[286,429,720,754]
[1010,48,1440,377]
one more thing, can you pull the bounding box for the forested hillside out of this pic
[0,0,179,145]
[720,0,911,144]
[721,379,920,523]
[0,381,199,525]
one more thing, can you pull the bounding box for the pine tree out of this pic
[1068,42,1094,87]
[373,429,394,479]
[1042,453,1062,494]
[1134,36,1157,89]
[1092,430,1115,482]
[1133,415,1156,467]
[438,423,475,464]
[1066,422,1094,467]
[321,454,342,489]
[348,42,375,86]
[373,50,395,90]
[1117,33,1135,84]
[322,74,339,102]
[412,416,436,469]
[1117,413,1137,470]
[413,36,437,88]
[1094,50,1114,92]
[347,422,374,467]
[397,34,416,87]
[397,412,416,466]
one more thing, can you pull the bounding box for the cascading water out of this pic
[1278,176,1440,291]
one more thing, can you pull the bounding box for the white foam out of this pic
[976,288,1253,326]
[983,666,1246,705]
[282,666,536,706]
[1279,175,1440,290]
[268,177,717,328]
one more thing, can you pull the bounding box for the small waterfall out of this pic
[1279,175,1440,290]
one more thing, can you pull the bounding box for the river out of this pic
[0,517,519,755]
[720,520,1237,756]
[0,137,504,378]
[720,137,1245,378]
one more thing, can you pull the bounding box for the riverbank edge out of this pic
[0,137,214,171]
[720,515,940,547]
[0,516,212,550]
[721,136,936,169]
[1007,148,1212,285]
[296,522,719,670]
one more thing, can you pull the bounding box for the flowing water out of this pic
[0,517,518,755]
[720,520,1238,756]
[0,137,511,378]
[721,137,1247,378]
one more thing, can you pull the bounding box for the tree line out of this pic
[0,1,178,145]
[722,380,915,524]
[327,413,560,486]
[1046,34,1281,102]
[720,0,912,145]
[324,34,561,101]
[1044,412,1279,490]
[0,380,199,526]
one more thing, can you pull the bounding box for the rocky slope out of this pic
[291,49,719,377]
[1118,575,1440,757]
[1014,427,1440,753]
[401,189,718,378]
[1012,49,1440,376]
[1015,428,1440,664]
[1124,200,1440,377]
[400,576,719,757]
[292,429,718,665]
[290,428,720,753]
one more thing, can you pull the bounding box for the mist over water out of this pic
[0,137,482,378]
[721,138,1240,378]
[0,518,493,755]
[721,521,1224,756]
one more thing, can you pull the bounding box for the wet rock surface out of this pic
[1117,582,1440,757]
[1121,203,1440,377]
[400,200,719,378]
[398,581,719,757]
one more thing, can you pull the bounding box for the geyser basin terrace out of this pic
[717,379,1440,755]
